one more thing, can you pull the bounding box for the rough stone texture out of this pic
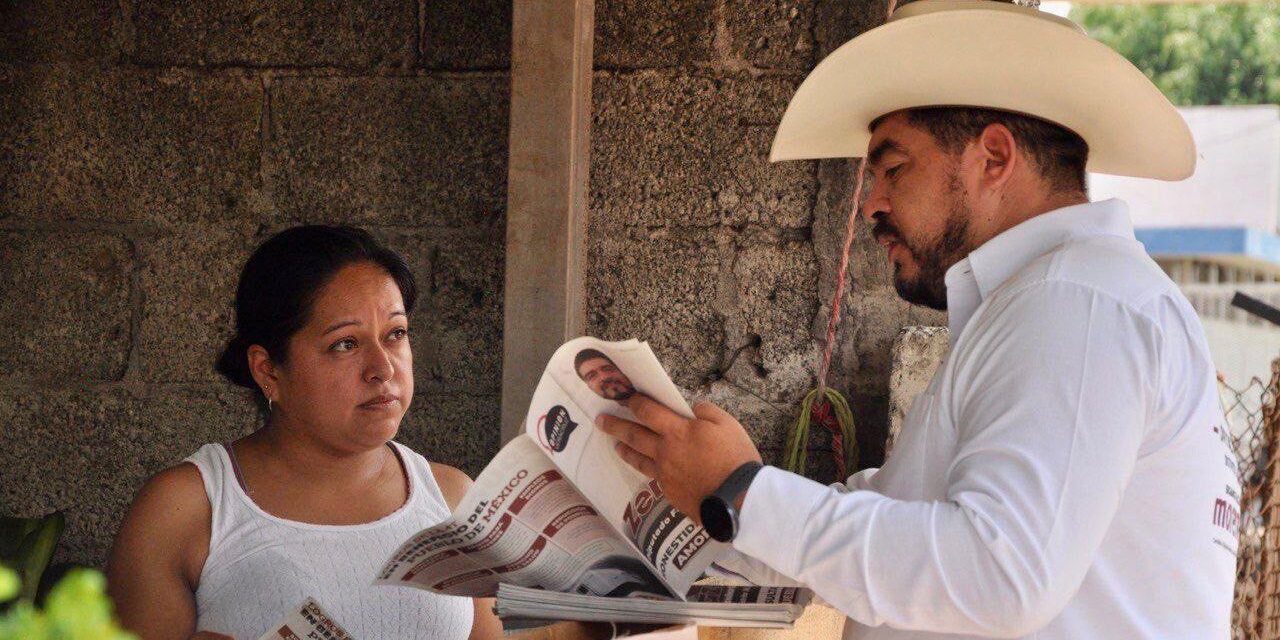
[590,72,719,230]
[267,75,509,228]
[589,0,903,481]
[0,231,133,382]
[126,0,417,68]
[0,66,263,226]
[887,325,949,454]
[725,0,816,71]
[718,238,820,403]
[0,387,258,567]
[588,229,726,390]
[0,0,118,64]
[135,224,260,383]
[0,2,509,569]
[591,72,811,233]
[594,0,716,69]
[397,392,501,479]
[420,0,511,69]
[713,125,815,229]
[377,227,505,397]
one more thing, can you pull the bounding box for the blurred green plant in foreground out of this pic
[0,565,137,640]
[1074,1,1280,106]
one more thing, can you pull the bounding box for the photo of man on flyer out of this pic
[574,349,638,406]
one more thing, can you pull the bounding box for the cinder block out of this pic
[0,231,132,381]
[0,0,117,63]
[725,0,816,70]
[135,224,259,383]
[696,380,792,452]
[719,239,820,403]
[420,0,510,69]
[0,387,258,567]
[587,229,726,390]
[375,227,504,396]
[267,75,509,228]
[593,72,813,232]
[594,0,716,68]
[590,71,718,232]
[397,392,501,479]
[713,125,815,229]
[0,66,261,226]
[126,0,416,68]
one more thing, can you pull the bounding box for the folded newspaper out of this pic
[496,584,810,628]
[375,337,811,627]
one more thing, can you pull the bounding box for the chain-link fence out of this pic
[1224,362,1280,639]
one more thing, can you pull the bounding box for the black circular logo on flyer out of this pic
[543,405,579,452]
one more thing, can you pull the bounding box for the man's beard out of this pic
[875,177,972,311]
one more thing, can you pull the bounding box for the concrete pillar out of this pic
[501,0,595,442]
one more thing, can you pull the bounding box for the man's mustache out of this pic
[871,217,903,246]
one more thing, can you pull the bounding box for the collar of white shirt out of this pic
[942,198,1136,344]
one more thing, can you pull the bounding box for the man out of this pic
[575,348,638,405]
[596,1,1239,638]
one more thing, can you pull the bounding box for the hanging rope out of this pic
[784,0,898,480]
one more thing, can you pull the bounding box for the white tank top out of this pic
[185,442,474,640]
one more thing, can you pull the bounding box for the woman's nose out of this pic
[365,344,395,382]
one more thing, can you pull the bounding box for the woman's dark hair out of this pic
[215,225,417,393]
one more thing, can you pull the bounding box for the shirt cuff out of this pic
[732,465,828,577]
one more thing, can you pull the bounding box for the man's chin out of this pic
[608,389,637,403]
[894,275,947,311]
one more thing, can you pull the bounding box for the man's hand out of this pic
[596,394,762,523]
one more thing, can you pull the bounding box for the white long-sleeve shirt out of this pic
[716,199,1239,639]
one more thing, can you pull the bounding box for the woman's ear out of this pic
[247,344,281,401]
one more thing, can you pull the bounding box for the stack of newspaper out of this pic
[495,584,811,628]
[376,337,813,628]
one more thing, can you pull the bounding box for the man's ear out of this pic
[247,344,281,401]
[975,122,1019,191]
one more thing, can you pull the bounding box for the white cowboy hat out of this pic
[769,0,1196,180]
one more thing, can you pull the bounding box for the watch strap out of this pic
[713,461,764,508]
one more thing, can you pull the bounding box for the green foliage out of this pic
[0,513,66,603]
[1072,2,1280,105]
[785,387,858,480]
[0,567,17,602]
[0,567,137,640]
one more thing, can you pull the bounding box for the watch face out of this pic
[700,496,736,543]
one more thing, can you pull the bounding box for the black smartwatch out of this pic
[699,461,764,543]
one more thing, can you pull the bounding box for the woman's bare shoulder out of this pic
[109,461,213,591]
[427,461,473,511]
[125,462,211,533]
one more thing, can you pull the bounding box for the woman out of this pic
[107,226,609,640]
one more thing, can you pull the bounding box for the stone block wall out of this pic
[0,0,511,567]
[0,0,946,570]
[587,0,943,480]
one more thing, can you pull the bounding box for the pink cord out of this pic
[812,0,896,477]
[815,0,896,395]
[816,159,868,395]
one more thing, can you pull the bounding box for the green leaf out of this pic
[0,566,18,602]
[7,513,65,603]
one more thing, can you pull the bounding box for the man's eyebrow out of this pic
[867,139,905,169]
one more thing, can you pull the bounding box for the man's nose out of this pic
[861,174,889,223]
